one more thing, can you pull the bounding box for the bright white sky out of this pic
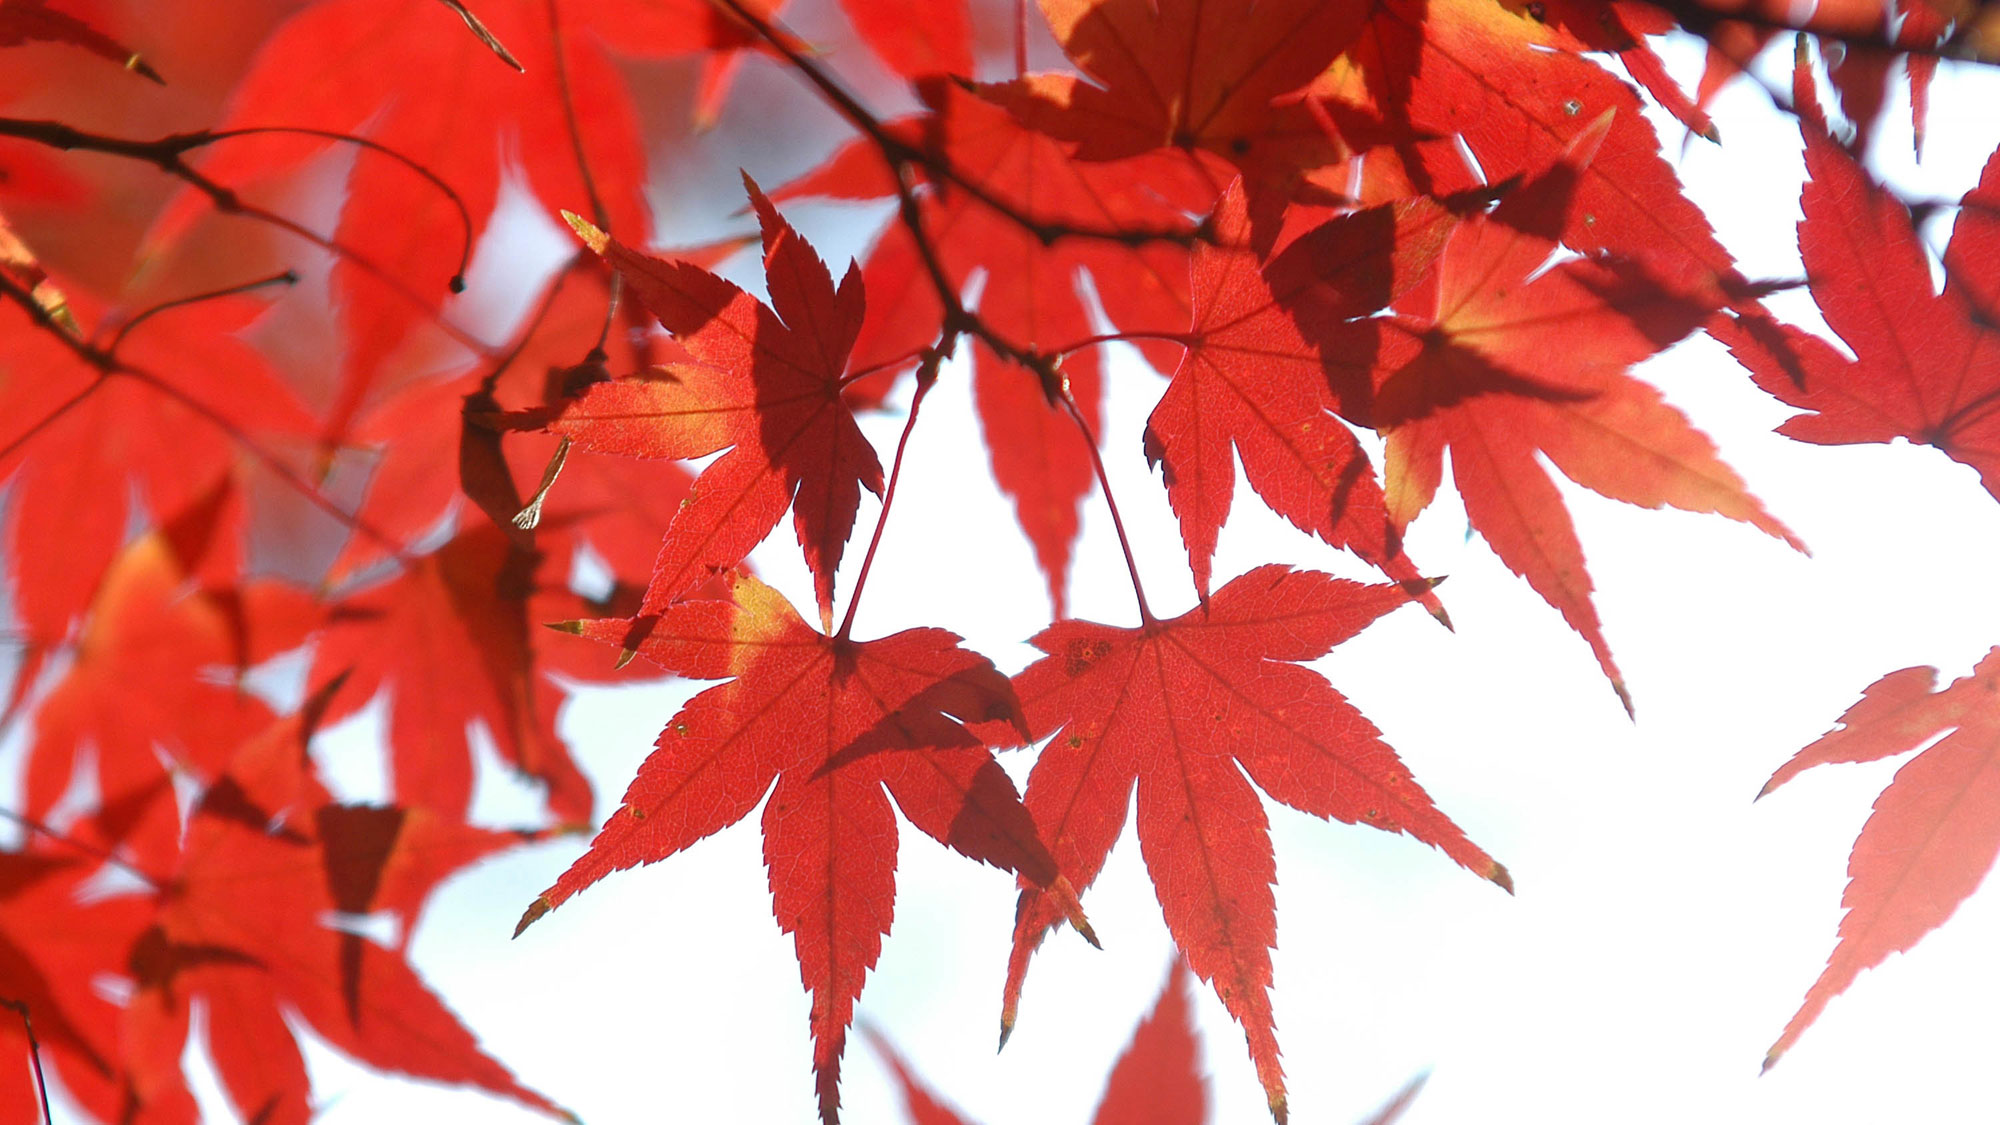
[108,27,2000,1125]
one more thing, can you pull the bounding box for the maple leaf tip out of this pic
[561,212,610,255]
[513,896,553,938]
[546,620,588,635]
[1489,862,1515,895]
[997,1016,1015,1052]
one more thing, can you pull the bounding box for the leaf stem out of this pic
[1048,329,1194,361]
[542,0,612,233]
[0,808,162,890]
[105,270,299,356]
[836,352,941,640]
[837,346,934,388]
[1060,387,1154,625]
[0,998,52,1125]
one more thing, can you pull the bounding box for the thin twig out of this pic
[0,273,407,557]
[0,998,53,1125]
[1060,387,1155,624]
[0,117,491,352]
[837,352,942,640]
[106,270,299,356]
[703,0,1202,249]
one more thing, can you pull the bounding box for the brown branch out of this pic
[0,273,407,558]
[703,0,1202,250]
[0,117,491,352]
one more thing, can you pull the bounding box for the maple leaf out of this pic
[0,291,314,647]
[837,0,971,79]
[311,523,594,825]
[515,572,1086,1125]
[995,566,1508,1122]
[330,256,695,585]
[1714,45,2000,503]
[122,691,567,1123]
[0,0,162,80]
[21,495,317,867]
[1144,178,1453,608]
[1757,648,2000,1070]
[539,179,881,629]
[991,0,1370,206]
[778,79,1209,616]
[872,958,1206,1125]
[0,853,151,1124]
[146,0,769,443]
[1514,0,1718,141]
[1331,118,1798,707]
[1340,0,1740,297]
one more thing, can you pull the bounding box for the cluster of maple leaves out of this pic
[2,0,1997,1121]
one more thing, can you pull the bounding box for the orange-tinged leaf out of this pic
[1715,48,2000,502]
[550,181,881,628]
[1759,648,2000,1069]
[1145,178,1452,608]
[1343,123,1799,707]
[126,704,565,1124]
[22,515,316,867]
[521,573,1070,1125]
[997,566,1507,1122]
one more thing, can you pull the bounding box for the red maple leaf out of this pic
[310,523,596,825]
[990,0,1369,206]
[121,693,566,1124]
[836,0,971,79]
[536,179,881,629]
[0,290,313,647]
[329,255,696,585]
[515,571,1087,1125]
[1757,648,2000,1070]
[146,0,768,443]
[21,497,317,867]
[1144,178,1453,607]
[1333,119,1797,708]
[0,853,151,1124]
[1715,43,2000,503]
[778,78,1211,615]
[872,958,1207,1125]
[1340,0,1740,297]
[994,565,1507,1122]
[1522,0,1717,141]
